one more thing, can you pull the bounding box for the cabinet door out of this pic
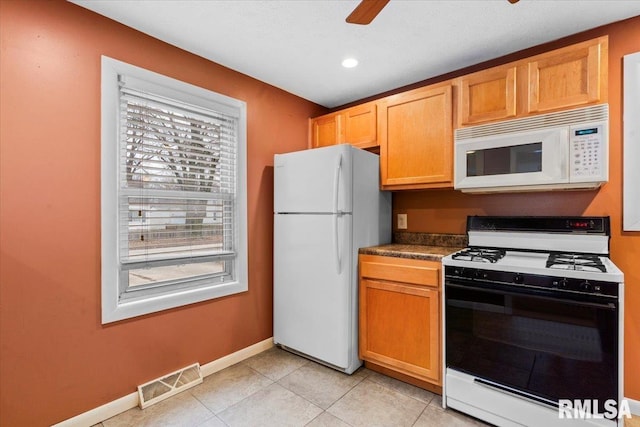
[527,36,607,113]
[310,113,342,148]
[379,84,453,190]
[359,278,440,384]
[458,65,517,126]
[344,102,377,149]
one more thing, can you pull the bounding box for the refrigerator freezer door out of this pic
[274,145,353,214]
[274,212,353,369]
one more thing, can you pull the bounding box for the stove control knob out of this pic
[551,278,569,288]
[473,269,487,279]
[514,273,524,284]
[580,281,593,292]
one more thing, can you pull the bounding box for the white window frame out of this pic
[101,56,248,323]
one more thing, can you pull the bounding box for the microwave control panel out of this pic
[569,123,607,182]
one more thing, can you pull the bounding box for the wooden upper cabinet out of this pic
[526,36,608,114]
[310,113,341,148]
[458,65,517,126]
[455,36,608,128]
[344,102,377,149]
[309,101,378,149]
[379,84,453,190]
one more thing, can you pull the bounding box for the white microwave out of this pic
[454,104,609,193]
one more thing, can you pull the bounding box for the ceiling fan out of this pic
[346,0,520,25]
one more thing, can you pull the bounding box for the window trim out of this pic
[101,56,248,324]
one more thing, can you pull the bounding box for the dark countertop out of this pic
[359,232,467,262]
[359,244,464,261]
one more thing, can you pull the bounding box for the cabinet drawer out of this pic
[360,255,440,288]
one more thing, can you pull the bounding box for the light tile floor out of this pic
[96,347,487,427]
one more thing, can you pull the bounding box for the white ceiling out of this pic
[71,0,640,108]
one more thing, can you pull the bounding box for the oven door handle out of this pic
[473,377,558,408]
[445,282,617,310]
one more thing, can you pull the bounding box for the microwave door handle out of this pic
[561,128,570,181]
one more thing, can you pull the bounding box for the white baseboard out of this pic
[200,337,273,378]
[627,397,640,416]
[51,337,274,427]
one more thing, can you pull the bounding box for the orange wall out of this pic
[0,1,325,425]
[394,16,640,400]
[2,2,639,425]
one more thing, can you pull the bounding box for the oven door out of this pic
[454,127,569,191]
[445,280,618,406]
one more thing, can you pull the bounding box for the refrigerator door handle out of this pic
[333,154,342,214]
[333,213,342,274]
[333,154,342,274]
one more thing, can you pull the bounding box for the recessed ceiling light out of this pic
[342,58,358,68]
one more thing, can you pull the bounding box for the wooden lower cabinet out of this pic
[359,254,441,388]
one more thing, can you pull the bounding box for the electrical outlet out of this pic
[397,214,408,230]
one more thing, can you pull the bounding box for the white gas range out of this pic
[442,216,624,427]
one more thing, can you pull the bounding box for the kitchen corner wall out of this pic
[393,16,640,402]
[0,1,326,425]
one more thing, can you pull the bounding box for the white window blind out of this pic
[118,82,237,271]
[101,56,248,323]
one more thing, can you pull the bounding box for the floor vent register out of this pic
[137,363,203,409]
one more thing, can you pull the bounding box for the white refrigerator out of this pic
[273,144,391,374]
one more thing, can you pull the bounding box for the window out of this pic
[101,56,247,323]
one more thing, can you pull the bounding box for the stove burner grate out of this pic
[546,253,607,273]
[452,248,506,263]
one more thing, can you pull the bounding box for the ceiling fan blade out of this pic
[346,0,390,25]
[508,0,519,3]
